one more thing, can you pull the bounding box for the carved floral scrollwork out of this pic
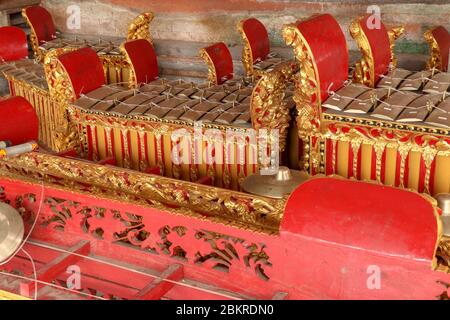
[282,23,322,172]
[250,61,298,152]
[38,196,272,280]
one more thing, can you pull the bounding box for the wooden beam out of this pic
[20,241,90,298]
[134,264,184,300]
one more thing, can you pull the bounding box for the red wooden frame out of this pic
[0,174,449,299]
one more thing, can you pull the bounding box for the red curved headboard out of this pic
[0,96,38,145]
[122,39,158,85]
[358,15,392,84]
[283,177,439,262]
[432,26,450,72]
[58,47,106,99]
[0,26,28,62]
[23,6,57,44]
[241,18,270,64]
[202,42,233,85]
[295,14,349,103]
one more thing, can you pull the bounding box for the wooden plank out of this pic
[134,264,184,300]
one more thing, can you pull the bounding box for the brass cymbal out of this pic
[0,203,24,263]
[241,166,309,199]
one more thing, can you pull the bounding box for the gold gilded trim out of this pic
[126,12,154,42]
[250,61,297,152]
[0,153,286,234]
[350,16,404,87]
[350,16,375,87]
[0,289,30,300]
[424,29,445,71]
[199,47,218,85]
[22,8,43,61]
[282,22,322,171]
[237,20,256,78]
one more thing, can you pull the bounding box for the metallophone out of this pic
[0,10,450,299]
[283,14,450,196]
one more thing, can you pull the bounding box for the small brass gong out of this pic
[241,166,309,199]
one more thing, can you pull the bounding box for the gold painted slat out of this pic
[384,147,397,186]
[337,140,349,178]
[434,154,450,194]
[407,150,421,191]
[360,143,373,181]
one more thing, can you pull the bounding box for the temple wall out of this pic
[39,0,450,79]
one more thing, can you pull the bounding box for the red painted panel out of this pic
[58,47,106,99]
[0,27,28,62]
[359,15,391,84]
[0,96,38,145]
[295,14,348,103]
[123,39,159,85]
[203,42,233,84]
[283,177,438,262]
[242,18,270,64]
[432,26,450,72]
[23,6,56,44]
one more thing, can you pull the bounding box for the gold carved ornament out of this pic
[350,17,376,87]
[126,12,154,43]
[0,153,286,234]
[424,29,444,71]
[199,48,218,85]
[43,48,81,152]
[250,62,298,153]
[237,20,256,78]
[282,23,322,172]
[21,8,44,62]
[350,17,404,87]
[387,26,405,68]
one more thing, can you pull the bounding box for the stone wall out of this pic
[41,0,450,79]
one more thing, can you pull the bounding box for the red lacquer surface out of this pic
[432,26,450,72]
[23,6,57,44]
[359,15,392,84]
[0,96,38,145]
[295,14,348,103]
[242,18,270,64]
[123,39,159,84]
[0,27,28,62]
[58,47,106,99]
[203,42,233,84]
